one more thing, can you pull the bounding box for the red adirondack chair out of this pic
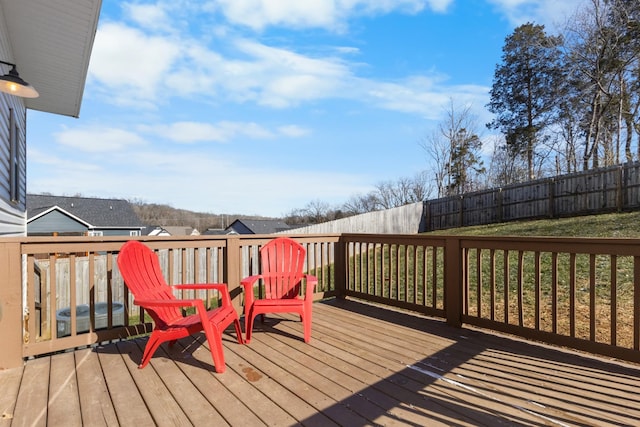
[241,237,317,343]
[117,240,243,373]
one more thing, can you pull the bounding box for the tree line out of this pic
[488,0,640,181]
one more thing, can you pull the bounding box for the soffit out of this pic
[0,0,102,117]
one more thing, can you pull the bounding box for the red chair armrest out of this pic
[173,283,233,307]
[240,275,263,317]
[173,283,228,291]
[240,275,262,289]
[303,274,317,299]
[133,298,200,308]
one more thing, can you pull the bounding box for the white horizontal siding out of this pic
[0,8,28,236]
[0,198,26,236]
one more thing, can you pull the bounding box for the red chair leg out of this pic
[303,315,312,343]
[139,333,162,369]
[202,321,226,373]
[233,319,244,344]
[245,310,256,344]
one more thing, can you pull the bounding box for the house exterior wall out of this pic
[0,9,28,236]
[28,211,87,234]
[99,229,140,237]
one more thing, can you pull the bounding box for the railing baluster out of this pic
[590,253,596,342]
[570,252,576,338]
[504,249,509,325]
[534,251,540,331]
[634,256,640,351]
[476,248,482,318]
[611,254,617,346]
[431,246,438,309]
[107,252,113,329]
[70,254,77,336]
[489,249,495,321]
[26,255,37,343]
[517,251,524,327]
[49,254,57,340]
[551,252,558,334]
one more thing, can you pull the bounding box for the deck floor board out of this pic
[2,298,640,426]
[0,364,22,427]
[47,352,82,427]
[74,348,119,427]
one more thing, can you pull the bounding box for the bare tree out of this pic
[486,136,529,187]
[421,99,485,196]
[343,193,379,215]
[419,129,450,197]
[562,0,639,169]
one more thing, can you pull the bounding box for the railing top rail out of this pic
[16,234,342,253]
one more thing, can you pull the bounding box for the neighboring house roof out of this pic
[147,226,200,236]
[144,226,170,236]
[26,194,144,228]
[2,0,102,117]
[202,228,227,235]
[226,219,291,235]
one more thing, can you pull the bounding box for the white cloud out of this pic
[28,140,370,216]
[88,22,181,102]
[123,3,174,32]
[141,121,275,143]
[278,125,311,138]
[89,9,495,116]
[487,0,587,29]
[212,0,452,31]
[228,39,353,107]
[27,148,103,172]
[352,74,490,121]
[54,127,148,153]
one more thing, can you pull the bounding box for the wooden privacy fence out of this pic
[426,162,640,231]
[4,233,640,367]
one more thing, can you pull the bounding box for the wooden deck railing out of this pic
[341,233,640,364]
[0,235,340,367]
[0,233,639,369]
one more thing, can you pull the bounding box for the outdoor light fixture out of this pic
[0,60,39,98]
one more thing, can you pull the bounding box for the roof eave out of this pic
[1,0,102,118]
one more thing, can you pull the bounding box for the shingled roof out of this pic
[27,194,144,228]
[226,219,291,234]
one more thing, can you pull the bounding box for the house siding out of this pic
[101,229,138,237]
[28,211,87,234]
[0,10,28,236]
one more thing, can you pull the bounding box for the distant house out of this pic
[146,226,200,236]
[202,228,227,235]
[26,194,145,237]
[0,1,101,236]
[225,219,291,235]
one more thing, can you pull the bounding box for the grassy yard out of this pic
[422,211,640,348]
[424,210,640,238]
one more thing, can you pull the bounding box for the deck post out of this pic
[334,237,347,299]
[0,240,24,368]
[444,236,463,328]
[224,236,243,312]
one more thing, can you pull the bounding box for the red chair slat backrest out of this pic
[118,241,183,326]
[260,237,306,300]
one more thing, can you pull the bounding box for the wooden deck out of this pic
[2,298,640,427]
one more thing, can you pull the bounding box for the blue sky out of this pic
[26,0,586,217]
